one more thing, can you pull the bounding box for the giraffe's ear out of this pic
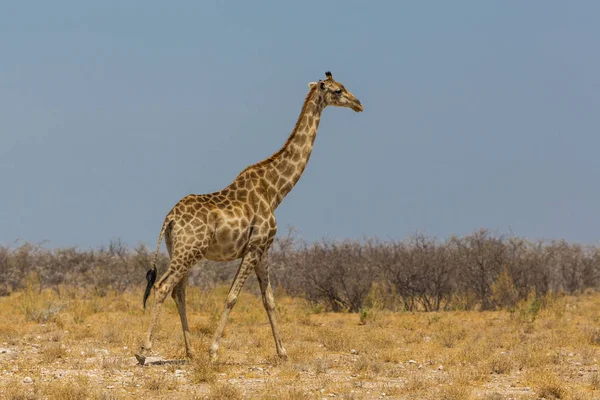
[308,82,317,89]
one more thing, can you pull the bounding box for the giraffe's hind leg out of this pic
[137,245,207,363]
[164,226,194,358]
[171,274,193,358]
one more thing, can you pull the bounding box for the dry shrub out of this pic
[0,325,18,343]
[487,354,512,374]
[41,378,90,400]
[209,383,243,400]
[481,394,503,400]
[143,373,178,392]
[580,345,596,365]
[101,357,124,371]
[352,355,384,378]
[528,370,569,399]
[191,320,217,337]
[537,384,568,399]
[590,372,600,390]
[70,299,93,324]
[513,343,558,370]
[102,325,123,344]
[439,385,471,400]
[358,283,386,325]
[450,368,487,385]
[298,313,319,327]
[436,323,467,348]
[403,372,427,391]
[3,381,37,400]
[313,358,329,375]
[258,386,312,400]
[586,327,600,346]
[491,267,519,309]
[318,328,350,352]
[20,288,64,324]
[41,343,66,364]
[145,374,164,391]
[191,352,216,383]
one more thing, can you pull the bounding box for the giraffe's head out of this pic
[308,71,363,112]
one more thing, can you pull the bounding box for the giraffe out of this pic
[135,71,363,365]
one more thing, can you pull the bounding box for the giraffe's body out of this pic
[137,72,362,364]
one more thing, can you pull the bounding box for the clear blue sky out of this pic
[1,1,599,249]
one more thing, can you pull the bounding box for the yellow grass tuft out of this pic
[209,383,243,400]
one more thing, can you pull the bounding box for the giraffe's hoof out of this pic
[278,350,288,361]
[134,353,146,365]
[209,344,219,362]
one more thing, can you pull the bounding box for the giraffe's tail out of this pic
[143,266,157,309]
[143,214,174,309]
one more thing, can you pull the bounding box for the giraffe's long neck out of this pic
[257,87,326,209]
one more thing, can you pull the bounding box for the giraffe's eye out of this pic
[334,89,342,95]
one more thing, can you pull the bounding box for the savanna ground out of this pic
[1,282,600,400]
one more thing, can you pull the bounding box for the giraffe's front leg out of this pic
[255,262,287,360]
[210,250,262,361]
[172,274,193,359]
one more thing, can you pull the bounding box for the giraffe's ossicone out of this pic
[136,71,363,364]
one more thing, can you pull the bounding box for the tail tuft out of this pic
[143,266,157,309]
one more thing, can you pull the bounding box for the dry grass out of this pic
[0,285,599,399]
[209,382,243,400]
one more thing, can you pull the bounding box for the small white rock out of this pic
[23,377,33,384]
[438,365,444,370]
[122,346,128,351]
[106,385,115,389]
[350,349,358,355]
[408,360,417,364]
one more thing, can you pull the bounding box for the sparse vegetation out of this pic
[3,230,600,314]
[1,230,599,398]
[0,283,597,398]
